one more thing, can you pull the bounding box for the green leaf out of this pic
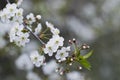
[83,50,93,59]
[79,59,91,70]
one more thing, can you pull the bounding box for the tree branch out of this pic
[6,0,10,3]
[23,23,45,45]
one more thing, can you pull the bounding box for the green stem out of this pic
[42,27,50,34]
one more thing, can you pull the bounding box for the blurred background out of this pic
[0,0,120,80]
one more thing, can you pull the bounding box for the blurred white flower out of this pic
[26,71,42,80]
[15,53,34,71]
[34,23,42,35]
[55,46,70,61]
[42,60,58,75]
[102,0,120,14]
[48,73,62,80]
[82,3,96,18]
[0,22,11,36]
[67,16,95,41]
[0,38,7,49]
[26,13,36,24]
[67,71,85,80]
[30,50,45,67]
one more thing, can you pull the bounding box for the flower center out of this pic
[48,46,52,50]
[34,57,38,61]
[55,40,59,44]
[21,37,25,40]
[60,53,64,56]
[10,8,13,12]
[17,12,21,16]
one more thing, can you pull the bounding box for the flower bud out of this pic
[36,15,41,20]
[81,44,90,49]
[73,38,76,43]
[78,66,82,70]
[60,71,64,75]
[70,58,73,61]
[69,63,72,66]
[69,40,72,44]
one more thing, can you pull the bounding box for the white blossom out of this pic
[67,71,85,80]
[9,22,30,47]
[26,13,36,24]
[46,21,60,35]
[15,32,30,46]
[26,71,42,80]
[34,23,42,35]
[46,21,54,29]
[0,8,10,23]
[43,35,64,56]
[15,53,34,71]
[30,50,45,67]
[55,46,70,61]
[6,3,17,17]
[52,35,64,47]
[0,37,7,49]
[43,41,57,56]
[13,8,24,24]
[51,28,60,35]
[0,3,23,23]
[9,22,23,42]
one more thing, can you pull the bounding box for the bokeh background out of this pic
[0,0,120,80]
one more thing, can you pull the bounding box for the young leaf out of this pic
[79,59,91,70]
[83,50,93,59]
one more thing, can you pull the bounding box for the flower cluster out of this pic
[43,35,64,56]
[43,21,71,61]
[9,22,30,47]
[0,1,93,76]
[0,3,23,24]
